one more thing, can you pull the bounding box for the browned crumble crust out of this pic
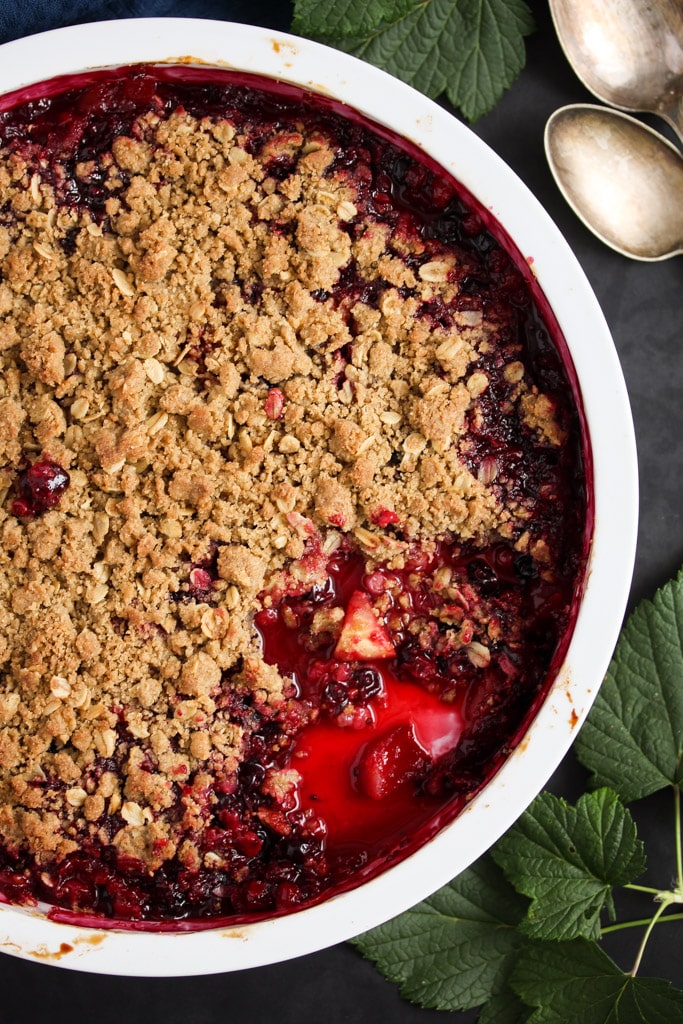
[0,107,563,870]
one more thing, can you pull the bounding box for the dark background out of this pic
[0,1,681,1019]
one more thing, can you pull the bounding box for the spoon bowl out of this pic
[549,0,683,142]
[545,104,683,260]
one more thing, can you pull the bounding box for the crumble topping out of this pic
[0,71,583,918]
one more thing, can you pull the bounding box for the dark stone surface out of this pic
[1,1,681,1018]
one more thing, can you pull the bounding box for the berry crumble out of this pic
[0,67,590,925]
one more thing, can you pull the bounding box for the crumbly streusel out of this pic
[0,69,582,917]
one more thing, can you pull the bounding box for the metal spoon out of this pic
[549,0,683,143]
[545,104,683,260]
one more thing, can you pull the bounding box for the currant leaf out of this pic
[511,939,683,1024]
[352,854,529,1011]
[291,0,414,40]
[575,568,683,802]
[492,789,646,942]
[291,0,535,122]
[478,992,532,1024]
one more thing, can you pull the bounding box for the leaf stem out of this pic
[623,883,661,896]
[629,899,672,977]
[675,784,683,893]
[602,911,683,935]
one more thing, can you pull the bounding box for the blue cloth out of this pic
[0,0,279,45]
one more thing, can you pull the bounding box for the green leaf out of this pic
[291,0,414,41]
[575,568,683,802]
[352,854,529,1011]
[291,0,536,122]
[478,992,532,1024]
[492,789,646,941]
[511,939,683,1023]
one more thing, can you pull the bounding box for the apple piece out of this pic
[356,724,428,800]
[334,590,395,661]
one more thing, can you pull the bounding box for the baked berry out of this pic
[11,458,70,518]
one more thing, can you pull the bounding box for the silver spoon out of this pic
[549,0,683,143]
[545,104,683,260]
